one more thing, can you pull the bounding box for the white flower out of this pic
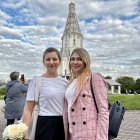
[18,123,28,133]
[2,123,28,140]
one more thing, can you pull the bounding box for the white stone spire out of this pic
[59,2,84,77]
[62,2,83,40]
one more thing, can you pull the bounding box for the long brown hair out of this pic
[69,48,91,87]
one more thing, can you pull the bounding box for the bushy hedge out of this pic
[0,87,6,96]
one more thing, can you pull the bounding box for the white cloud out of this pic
[1,0,26,9]
[0,26,23,38]
[0,10,11,25]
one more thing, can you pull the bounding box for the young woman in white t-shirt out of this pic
[22,47,68,140]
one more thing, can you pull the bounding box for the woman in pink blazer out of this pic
[63,48,109,140]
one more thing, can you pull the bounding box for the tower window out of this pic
[73,39,76,45]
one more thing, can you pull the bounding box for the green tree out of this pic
[0,87,6,96]
[116,76,135,94]
[104,76,112,79]
[135,78,140,93]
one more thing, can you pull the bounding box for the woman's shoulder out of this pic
[91,72,104,81]
[27,76,37,87]
[58,76,68,81]
[57,76,68,84]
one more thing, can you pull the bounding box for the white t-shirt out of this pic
[26,76,68,116]
[65,79,77,133]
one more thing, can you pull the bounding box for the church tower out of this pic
[60,2,84,77]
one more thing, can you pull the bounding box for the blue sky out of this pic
[0,0,140,81]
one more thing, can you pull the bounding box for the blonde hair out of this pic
[69,48,91,87]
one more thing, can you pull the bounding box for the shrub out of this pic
[0,87,6,96]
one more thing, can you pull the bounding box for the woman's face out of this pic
[70,52,85,75]
[43,52,60,73]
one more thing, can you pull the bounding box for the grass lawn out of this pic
[0,95,5,100]
[0,94,140,110]
[108,94,140,110]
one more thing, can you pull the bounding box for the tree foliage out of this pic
[0,87,6,96]
[116,76,135,93]
[104,76,112,79]
[135,78,140,92]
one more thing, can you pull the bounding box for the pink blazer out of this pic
[63,72,109,140]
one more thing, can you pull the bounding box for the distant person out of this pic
[22,47,68,140]
[4,73,27,103]
[63,48,109,140]
[4,71,28,126]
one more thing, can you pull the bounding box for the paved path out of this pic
[0,101,6,140]
[0,101,140,140]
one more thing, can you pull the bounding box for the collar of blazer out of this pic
[70,72,91,107]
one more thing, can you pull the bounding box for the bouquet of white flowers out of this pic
[2,123,28,140]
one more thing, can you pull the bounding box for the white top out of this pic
[65,79,77,133]
[26,76,68,116]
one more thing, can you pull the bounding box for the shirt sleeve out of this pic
[26,77,36,101]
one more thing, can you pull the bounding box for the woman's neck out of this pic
[75,73,80,78]
[44,72,58,78]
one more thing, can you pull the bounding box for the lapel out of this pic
[71,74,90,107]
